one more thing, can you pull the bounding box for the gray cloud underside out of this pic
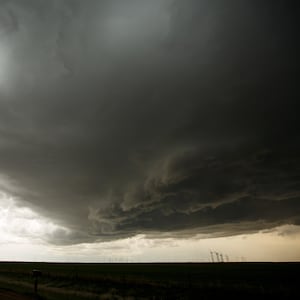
[0,0,299,244]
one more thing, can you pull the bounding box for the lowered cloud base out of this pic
[0,0,299,257]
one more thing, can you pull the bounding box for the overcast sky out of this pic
[0,0,299,262]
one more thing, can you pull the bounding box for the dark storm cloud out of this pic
[0,0,299,244]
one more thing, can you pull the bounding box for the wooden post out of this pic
[34,278,38,293]
[32,269,42,294]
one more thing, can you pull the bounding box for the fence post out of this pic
[32,269,42,294]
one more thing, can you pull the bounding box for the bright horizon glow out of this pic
[0,191,71,244]
[1,191,300,263]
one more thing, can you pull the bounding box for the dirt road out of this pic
[0,289,34,300]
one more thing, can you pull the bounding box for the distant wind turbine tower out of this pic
[210,251,215,263]
[220,253,224,262]
[215,252,220,262]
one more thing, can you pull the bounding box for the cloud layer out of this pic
[0,0,299,244]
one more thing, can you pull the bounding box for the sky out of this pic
[0,0,299,262]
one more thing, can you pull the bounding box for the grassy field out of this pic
[0,262,299,299]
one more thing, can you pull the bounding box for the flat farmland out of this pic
[0,262,299,299]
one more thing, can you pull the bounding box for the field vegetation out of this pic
[0,262,299,299]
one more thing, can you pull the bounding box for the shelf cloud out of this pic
[0,0,299,245]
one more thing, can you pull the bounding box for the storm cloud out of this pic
[0,0,299,244]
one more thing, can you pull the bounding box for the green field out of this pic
[0,262,299,299]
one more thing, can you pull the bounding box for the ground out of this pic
[0,262,299,299]
[0,289,35,300]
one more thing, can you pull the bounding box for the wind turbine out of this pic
[210,250,215,263]
[220,253,224,262]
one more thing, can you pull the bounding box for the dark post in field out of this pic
[32,269,42,294]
